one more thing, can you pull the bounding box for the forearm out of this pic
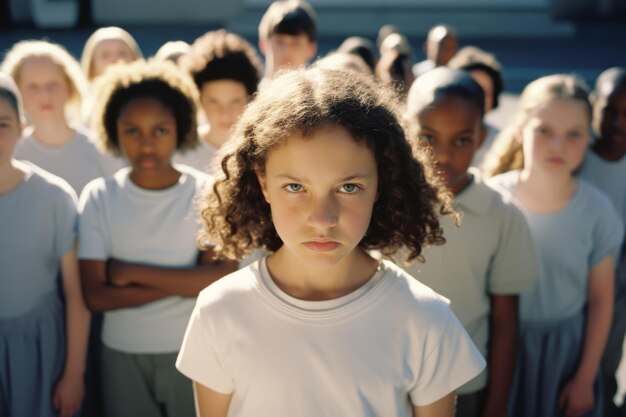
[114,258,237,297]
[483,320,517,416]
[576,295,612,381]
[80,260,170,312]
[63,295,90,377]
[483,294,518,417]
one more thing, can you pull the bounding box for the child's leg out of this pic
[153,352,195,417]
[100,345,162,417]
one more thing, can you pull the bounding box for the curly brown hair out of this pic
[199,67,454,262]
[179,30,262,96]
[90,59,199,156]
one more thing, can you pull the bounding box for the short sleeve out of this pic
[488,203,540,294]
[590,201,624,268]
[176,302,235,394]
[409,312,486,406]
[78,181,109,260]
[53,185,79,258]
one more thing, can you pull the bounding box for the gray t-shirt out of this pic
[15,126,123,195]
[0,160,77,317]
[488,171,623,322]
[78,165,213,353]
[403,170,539,393]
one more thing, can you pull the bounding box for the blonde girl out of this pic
[2,40,120,195]
[484,74,623,417]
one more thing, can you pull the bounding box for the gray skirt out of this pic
[0,292,65,417]
[508,313,603,417]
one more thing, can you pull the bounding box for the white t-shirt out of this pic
[78,164,212,353]
[176,258,485,416]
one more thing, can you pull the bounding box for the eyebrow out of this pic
[0,116,15,121]
[275,173,373,182]
[117,119,175,125]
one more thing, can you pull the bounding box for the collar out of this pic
[455,167,496,215]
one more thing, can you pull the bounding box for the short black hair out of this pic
[337,36,379,72]
[259,0,317,42]
[406,67,485,120]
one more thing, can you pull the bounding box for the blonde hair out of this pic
[80,26,143,80]
[1,40,87,121]
[482,74,591,177]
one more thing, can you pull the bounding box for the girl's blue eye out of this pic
[285,183,303,192]
[340,183,359,193]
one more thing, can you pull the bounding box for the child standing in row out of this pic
[484,74,623,417]
[80,26,143,82]
[578,67,626,416]
[79,60,236,417]
[0,73,90,417]
[175,29,262,174]
[258,0,318,82]
[403,67,539,417]
[1,40,121,195]
[176,67,485,416]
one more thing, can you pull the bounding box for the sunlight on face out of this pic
[18,57,71,123]
[257,124,378,269]
[521,98,591,174]
[92,39,136,78]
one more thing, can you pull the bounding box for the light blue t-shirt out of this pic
[15,126,123,195]
[0,161,77,317]
[488,171,623,323]
[579,149,626,239]
[78,164,212,353]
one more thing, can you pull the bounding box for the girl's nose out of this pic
[307,195,339,229]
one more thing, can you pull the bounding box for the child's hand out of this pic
[558,375,594,417]
[52,373,84,417]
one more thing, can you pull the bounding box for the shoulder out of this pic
[578,179,616,212]
[16,160,78,204]
[196,262,260,311]
[381,260,453,325]
[176,163,215,191]
[79,168,127,204]
[484,170,518,196]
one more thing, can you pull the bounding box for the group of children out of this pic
[1,1,625,417]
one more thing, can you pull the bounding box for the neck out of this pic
[517,165,576,212]
[128,165,181,190]
[0,159,26,194]
[202,128,228,149]
[266,247,379,301]
[32,119,74,147]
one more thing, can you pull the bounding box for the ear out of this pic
[259,38,267,55]
[256,169,270,203]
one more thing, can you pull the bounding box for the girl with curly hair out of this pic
[484,74,623,417]
[176,66,485,417]
[78,59,236,417]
